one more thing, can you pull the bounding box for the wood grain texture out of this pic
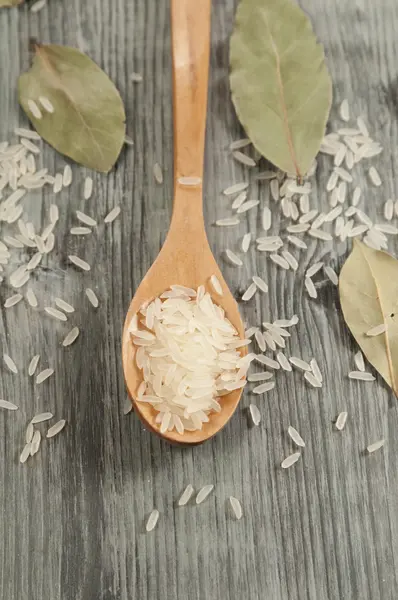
[1,1,398,599]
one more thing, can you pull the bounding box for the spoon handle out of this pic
[171,0,211,190]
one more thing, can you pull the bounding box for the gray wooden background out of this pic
[1,0,398,599]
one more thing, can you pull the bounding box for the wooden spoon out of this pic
[122,0,246,444]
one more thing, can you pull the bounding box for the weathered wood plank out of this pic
[0,0,398,599]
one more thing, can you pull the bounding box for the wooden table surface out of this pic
[1,1,398,599]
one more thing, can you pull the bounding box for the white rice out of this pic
[223,182,248,196]
[289,357,311,371]
[76,210,97,227]
[310,358,323,382]
[229,139,250,150]
[306,262,323,278]
[282,250,298,271]
[153,163,163,183]
[21,138,41,154]
[232,192,247,210]
[366,323,386,337]
[45,307,68,321]
[305,277,317,298]
[374,223,398,234]
[288,425,305,447]
[232,151,256,167]
[369,166,381,186]
[26,288,38,307]
[131,72,143,82]
[308,229,332,241]
[31,411,53,423]
[367,439,385,454]
[225,249,243,266]
[270,179,279,201]
[63,165,72,187]
[324,206,342,223]
[14,127,41,140]
[287,223,310,233]
[4,293,23,308]
[255,330,266,351]
[324,266,338,285]
[242,282,257,301]
[241,233,251,253]
[71,226,92,235]
[253,381,275,394]
[146,509,160,531]
[216,217,240,226]
[62,327,80,347]
[68,255,91,271]
[248,372,273,382]
[352,187,361,206]
[26,422,34,443]
[31,0,47,13]
[20,443,31,464]
[334,167,353,183]
[281,452,301,469]
[354,350,365,372]
[28,354,40,376]
[384,199,394,221]
[262,207,271,231]
[85,288,99,307]
[53,173,63,193]
[229,496,243,520]
[249,404,261,425]
[178,484,194,506]
[0,399,18,410]
[196,484,214,504]
[83,177,93,200]
[35,368,54,384]
[276,351,291,371]
[178,176,202,186]
[304,371,322,387]
[339,99,350,122]
[27,99,42,119]
[47,419,66,438]
[4,354,18,374]
[287,235,307,249]
[334,144,346,167]
[270,254,289,269]
[348,371,375,381]
[327,171,338,191]
[252,275,268,293]
[255,355,280,369]
[209,274,223,296]
[335,412,348,431]
[104,205,121,224]
[30,430,41,455]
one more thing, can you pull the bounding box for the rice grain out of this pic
[85,288,99,307]
[146,509,160,531]
[35,369,54,385]
[229,496,243,520]
[249,404,261,425]
[281,452,301,469]
[178,484,194,506]
[288,426,305,447]
[335,412,348,431]
[196,484,214,504]
[47,419,66,438]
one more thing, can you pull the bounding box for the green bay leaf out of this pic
[339,240,398,395]
[230,0,332,178]
[18,44,126,172]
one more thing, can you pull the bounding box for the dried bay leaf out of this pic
[18,44,126,172]
[0,0,23,6]
[339,240,398,394]
[230,0,332,178]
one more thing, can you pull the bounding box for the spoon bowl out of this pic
[122,0,246,444]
